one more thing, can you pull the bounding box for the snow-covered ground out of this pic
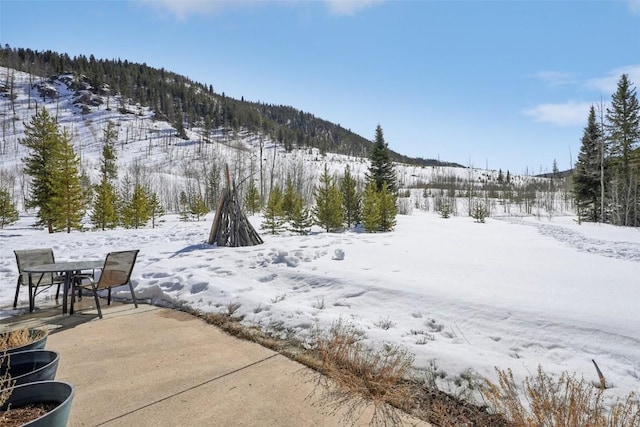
[1,211,638,405]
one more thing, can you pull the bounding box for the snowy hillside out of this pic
[0,66,558,218]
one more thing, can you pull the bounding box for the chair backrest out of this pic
[14,249,56,286]
[97,250,139,290]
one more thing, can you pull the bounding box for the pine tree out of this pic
[20,107,64,232]
[573,105,604,223]
[288,195,313,235]
[340,164,361,228]
[367,125,397,193]
[471,201,487,223]
[190,194,209,221]
[148,192,165,229]
[361,181,381,232]
[48,129,85,233]
[92,121,119,230]
[122,184,150,229]
[282,179,298,220]
[243,179,261,215]
[179,191,190,222]
[261,187,285,234]
[313,164,343,232]
[0,187,19,229]
[605,74,640,226]
[378,182,397,231]
[552,159,560,180]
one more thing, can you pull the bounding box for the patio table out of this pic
[24,260,103,314]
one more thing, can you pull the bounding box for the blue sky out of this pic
[1,0,639,173]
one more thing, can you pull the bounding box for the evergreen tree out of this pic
[49,129,85,233]
[313,164,343,232]
[282,179,298,220]
[92,181,118,230]
[340,164,361,228]
[288,194,313,235]
[361,181,381,232]
[552,159,560,180]
[20,107,64,232]
[471,201,487,223]
[261,187,285,234]
[367,125,397,193]
[378,182,397,231]
[243,179,261,215]
[122,184,150,229]
[605,74,640,226]
[573,105,604,223]
[190,193,209,221]
[178,191,190,222]
[148,192,165,229]
[438,198,452,218]
[91,121,119,230]
[0,187,19,229]
[101,121,119,180]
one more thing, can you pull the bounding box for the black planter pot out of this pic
[0,381,74,427]
[1,329,48,354]
[1,349,60,386]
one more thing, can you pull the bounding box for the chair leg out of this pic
[129,282,138,308]
[13,281,20,309]
[91,284,103,319]
[70,286,75,315]
[28,279,35,313]
[55,284,60,300]
[107,288,112,306]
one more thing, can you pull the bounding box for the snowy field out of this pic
[1,211,638,404]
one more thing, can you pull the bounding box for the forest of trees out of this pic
[573,74,640,227]
[260,125,399,235]
[0,45,457,167]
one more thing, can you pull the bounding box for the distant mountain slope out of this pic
[0,45,461,168]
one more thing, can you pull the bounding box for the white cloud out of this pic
[324,0,383,15]
[524,101,593,127]
[530,70,577,87]
[137,0,382,19]
[137,0,230,20]
[629,0,640,15]
[585,65,640,94]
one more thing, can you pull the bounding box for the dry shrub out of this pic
[0,327,48,352]
[483,366,640,427]
[0,352,15,407]
[311,319,416,425]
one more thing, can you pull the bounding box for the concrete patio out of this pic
[1,301,430,426]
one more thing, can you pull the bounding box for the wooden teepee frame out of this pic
[208,165,263,247]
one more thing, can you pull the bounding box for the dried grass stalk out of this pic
[0,327,48,352]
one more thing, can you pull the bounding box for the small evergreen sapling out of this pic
[288,195,313,235]
[243,180,261,215]
[340,165,361,228]
[361,181,381,232]
[313,164,343,232]
[262,187,286,234]
[471,201,487,223]
[438,199,452,219]
[190,194,209,221]
[0,187,19,229]
[378,182,397,231]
